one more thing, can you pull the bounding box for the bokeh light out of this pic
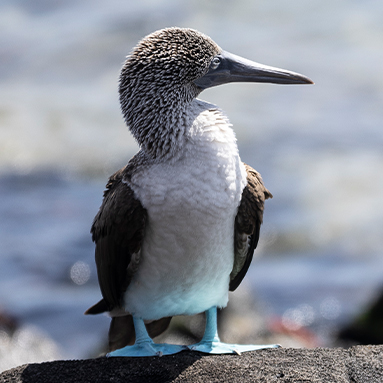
[282,304,315,331]
[320,297,341,320]
[70,261,91,285]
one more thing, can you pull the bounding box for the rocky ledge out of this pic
[1,345,382,383]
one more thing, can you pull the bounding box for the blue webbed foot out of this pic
[107,340,187,357]
[188,307,281,355]
[107,316,187,357]
[188,340,280,355]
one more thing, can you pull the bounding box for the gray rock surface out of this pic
[1,345,382,383]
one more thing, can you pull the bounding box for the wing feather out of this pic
[88,165,147,312]
[230,163,272,291]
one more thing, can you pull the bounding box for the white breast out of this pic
[123,100,247,320]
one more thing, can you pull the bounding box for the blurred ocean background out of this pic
[1,0,382,371]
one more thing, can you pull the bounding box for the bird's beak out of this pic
[194,50,313,90]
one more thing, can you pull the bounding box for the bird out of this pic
[85,27,313,357]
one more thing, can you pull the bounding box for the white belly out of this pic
[123,158,246,320]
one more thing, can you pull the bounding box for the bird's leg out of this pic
[188,306,281,354]
[200,305,221,343]
[107,316,186,357]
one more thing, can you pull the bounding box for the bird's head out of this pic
[120,28,220,98]
[119,27,312,157]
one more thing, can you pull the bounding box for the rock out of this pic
[1,345,382,383]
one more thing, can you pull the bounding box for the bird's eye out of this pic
[210,56,221,70]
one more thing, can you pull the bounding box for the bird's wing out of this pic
[85,165,147,313]
[229,163,272,291]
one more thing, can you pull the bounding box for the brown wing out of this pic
[86,165,147,313]
[229,164,272,291]
[85,160,173,349]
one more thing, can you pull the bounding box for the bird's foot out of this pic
[107,340,187,357]
[187,340,281,355]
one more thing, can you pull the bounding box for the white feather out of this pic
[123,100,247,320]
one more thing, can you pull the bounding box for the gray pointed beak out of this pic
[194,50,313,90]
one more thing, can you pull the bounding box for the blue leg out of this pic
[187,307,281,355]
[107,316,187,357]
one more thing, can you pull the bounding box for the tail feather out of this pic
[84,299,109,315]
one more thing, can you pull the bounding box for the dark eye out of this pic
[211,56,221,70]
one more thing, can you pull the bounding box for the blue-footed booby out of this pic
[85,27,313,357]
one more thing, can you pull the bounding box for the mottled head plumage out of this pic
[120,28,220,93]
[119,27,220,159]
